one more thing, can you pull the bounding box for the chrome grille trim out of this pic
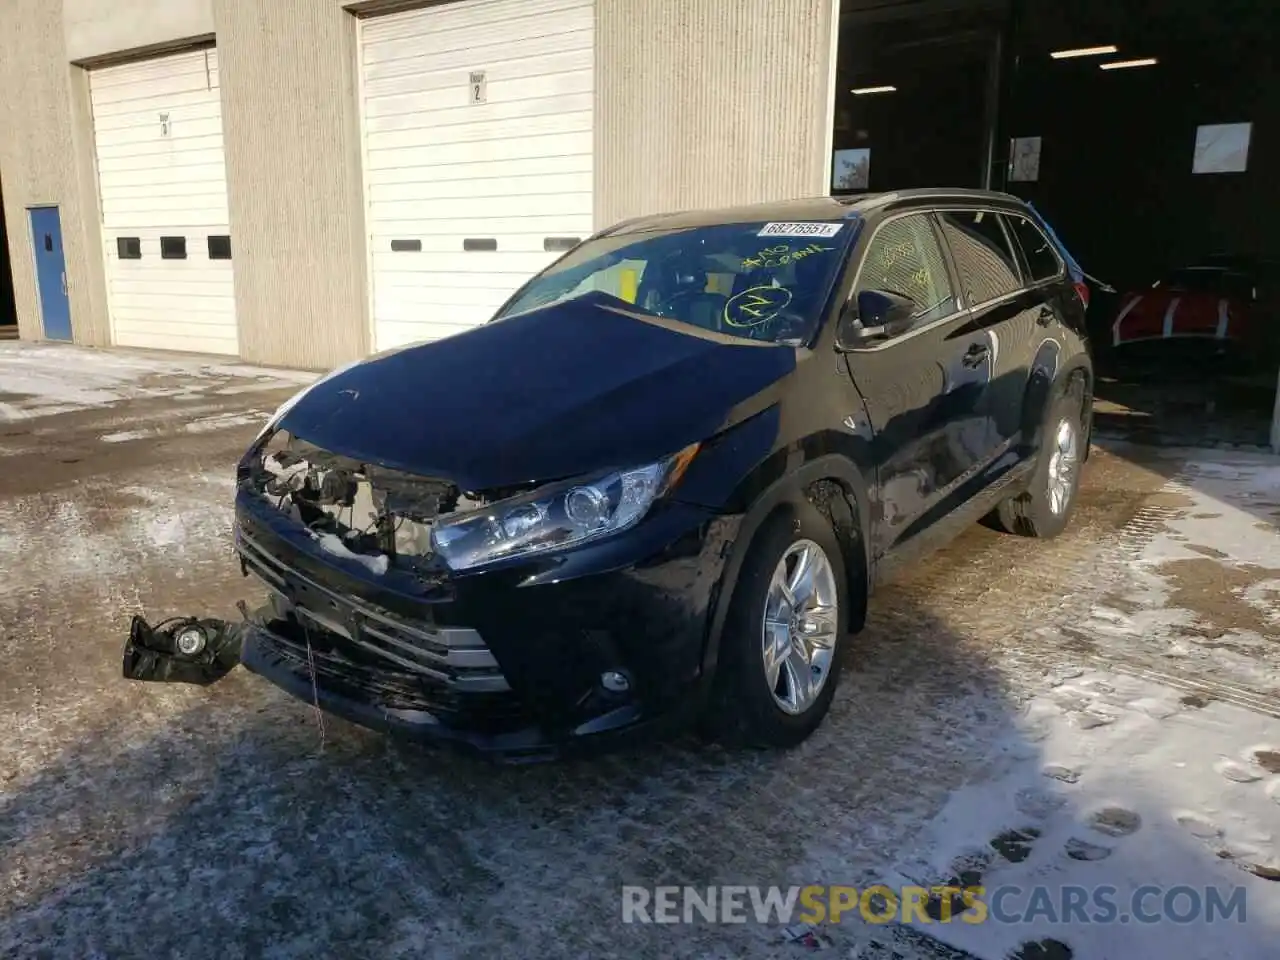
[236,525,510,693]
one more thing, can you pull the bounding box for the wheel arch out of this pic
[700,455,871,680]
[1022,342,1094,461]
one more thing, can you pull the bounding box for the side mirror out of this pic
[836,289,919,349]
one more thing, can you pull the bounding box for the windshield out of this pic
[494,220,858,344]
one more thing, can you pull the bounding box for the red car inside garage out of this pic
[1110,259,1273,368]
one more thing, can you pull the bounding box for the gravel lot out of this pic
[2,344,1277,959]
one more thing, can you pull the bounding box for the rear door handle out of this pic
[1036,306,1054,326]
[962,343,990,367]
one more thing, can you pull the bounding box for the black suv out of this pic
[181,190,1093,760]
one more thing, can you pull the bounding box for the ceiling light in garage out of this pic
[1049,45,1118,59]
[851,85,897,95]
[1099,57,1159,70]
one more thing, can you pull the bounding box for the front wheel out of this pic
[704,504,850,748]
[992,382,1086,538]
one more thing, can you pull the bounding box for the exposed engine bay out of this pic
[246,430,534,576]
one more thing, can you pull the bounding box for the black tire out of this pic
[993,379,1087,539]
[703,502,850,748]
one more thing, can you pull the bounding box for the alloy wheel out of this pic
[761,539,840,715]
[1046,417,1080,516]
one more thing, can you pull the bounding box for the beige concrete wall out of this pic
[0,0,110,345]
[211,0,370,370]
[5,0,838,365]
[67,68,113,347]
[63,0,214,62]
[595,0,839,228]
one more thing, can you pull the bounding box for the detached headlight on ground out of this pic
[430,443,700,571]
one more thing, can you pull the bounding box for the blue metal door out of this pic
[28,207,73,341]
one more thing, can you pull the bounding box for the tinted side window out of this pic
[938,211,1022,304]
[854,214,957,325]
[1005,214,1062,283]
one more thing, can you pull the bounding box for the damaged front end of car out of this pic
[237,430,556,755]
[125,420,734,762]
[117,295,795,761]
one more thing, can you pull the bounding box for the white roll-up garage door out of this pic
[90,48,238,356]
[359,0,595,351]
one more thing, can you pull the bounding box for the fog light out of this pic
[175,625,207,656]
[601,670,630,693]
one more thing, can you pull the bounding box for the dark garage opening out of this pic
[0,178,17,337]
[834,0,1010,192]
[834,0,1280,449]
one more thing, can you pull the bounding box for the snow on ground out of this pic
[100,411,270,443]
[0,476,238,605]
[886,669,1279,959]
[0,342,315,421]
[1070,449,1280,706]
[839,447,1280,959]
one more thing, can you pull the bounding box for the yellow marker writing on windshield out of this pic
[724,285,793,328]
[741,243,833,270]
[738,293,776,319]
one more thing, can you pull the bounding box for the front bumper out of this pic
[239,618,648,762]
[233,488,740,761]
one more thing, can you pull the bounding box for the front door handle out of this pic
[61,272,67,296]
[962,343,990,367]
[1036,306,1054,326]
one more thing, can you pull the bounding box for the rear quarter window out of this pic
[937,210,1022,305]
[1005,214,1063,283]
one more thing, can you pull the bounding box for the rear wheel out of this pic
[993,382,1086,539]
[704,504,849,748]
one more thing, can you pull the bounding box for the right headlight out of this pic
[429,442,700,571]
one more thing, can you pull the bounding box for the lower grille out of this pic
[236,524,509,693]
[254,618,532,732]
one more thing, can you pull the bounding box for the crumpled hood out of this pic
[275,294,796,490]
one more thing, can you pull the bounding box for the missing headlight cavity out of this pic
[247,431,686,575]
[247,431,536,574]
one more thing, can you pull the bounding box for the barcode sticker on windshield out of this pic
[758,222,844,238]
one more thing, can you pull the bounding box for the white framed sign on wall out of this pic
[1192,122,1252,174]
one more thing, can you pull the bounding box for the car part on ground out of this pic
[122,615,245,685]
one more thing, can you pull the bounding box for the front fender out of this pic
[698,452,872,680]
